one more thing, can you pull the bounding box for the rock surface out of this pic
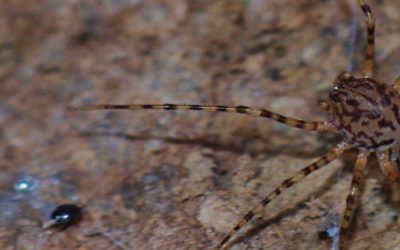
[1,0,400,249]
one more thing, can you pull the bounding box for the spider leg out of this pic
[69,104,336,132]
[339,151,370,250]
[376,150,400,182]
[393,77,400,93]
[358,0,375,77]
[216,142,350,249]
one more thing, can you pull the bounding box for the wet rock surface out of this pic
[1,0,400,249]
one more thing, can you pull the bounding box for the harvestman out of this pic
[70,0,400,249]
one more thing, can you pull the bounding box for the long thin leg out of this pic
[216,142,350,249]
[376,150,400,182]
[69,104,336,132]
[358,0,375,77]
[339,151,369,250]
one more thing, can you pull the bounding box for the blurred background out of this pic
[0,0,400,249]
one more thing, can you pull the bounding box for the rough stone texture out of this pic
[1,0,400,249]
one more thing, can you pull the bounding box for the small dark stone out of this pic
[49,204,83,229]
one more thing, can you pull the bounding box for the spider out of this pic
[70,0,400,249]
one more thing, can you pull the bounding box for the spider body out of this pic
[70,0,400,249]
[329,73,400,151]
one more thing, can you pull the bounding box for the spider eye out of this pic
[329,92,341,103]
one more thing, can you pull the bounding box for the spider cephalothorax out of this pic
[328,72,400,151]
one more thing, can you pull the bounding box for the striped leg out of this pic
[339,152,369,250]
[69,104,336,132]
[358,0,375,77]
[376,150,400,182]
[216,142,350,249]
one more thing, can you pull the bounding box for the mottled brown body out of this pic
[329,73,400,151]
[69,0,400,250]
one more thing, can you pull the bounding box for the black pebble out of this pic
[50,204,83,229]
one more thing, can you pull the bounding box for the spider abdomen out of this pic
[329,77,400,150]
